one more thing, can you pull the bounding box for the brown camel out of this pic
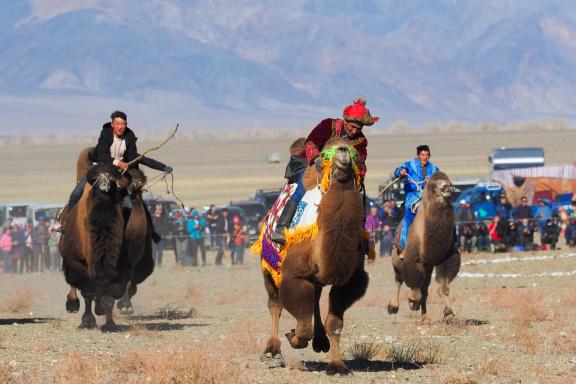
[63,152,155,318]
[59,162,129,331]
[261,138,369,375]
[387,171,461,321]
[115,168,155,315]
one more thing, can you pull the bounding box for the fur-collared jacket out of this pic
[92,123,167,171]
[299,118,368,177]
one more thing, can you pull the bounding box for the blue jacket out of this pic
[186,211,206,240]
[394,158,439,208]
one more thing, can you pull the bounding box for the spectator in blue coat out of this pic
[187,210,207,266]
[495,194,513,220]
[513,196,533,221]
[394,144,439,250]
[534,199,552,232]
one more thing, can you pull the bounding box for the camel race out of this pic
[2,2,576,384]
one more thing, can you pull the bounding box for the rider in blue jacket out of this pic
[394,145,439,250]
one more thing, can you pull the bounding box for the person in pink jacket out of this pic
[0,227,13,273]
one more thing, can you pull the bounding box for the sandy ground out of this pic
[0,129,575,383]
[1,129,575,207]
[0,247,575,383]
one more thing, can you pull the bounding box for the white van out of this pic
[489,147,544,173]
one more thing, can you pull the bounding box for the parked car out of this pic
[229,200,267,243]
[454,183,504,221]
[144,197,181,250]
[33,204,64,226]
[253,188,282,212]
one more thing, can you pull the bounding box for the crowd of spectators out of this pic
[2,192,574,273]
[364,199,403,257]
[363,193,576,257]
[456,194,576,253]
[150,203,248,268]
[0,218,61,274]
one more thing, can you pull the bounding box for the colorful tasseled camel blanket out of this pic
[251,142,365,288]
[251,182,321,287]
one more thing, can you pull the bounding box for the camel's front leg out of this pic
[78,294,96,329]
[262,272,284,367]
[66,286,80,313]
[280,275,315,349]
[100,296,119,333]
[116,281,137,315]
[325,268,369,376]
[419,264,434,322]
[387,253,403,314]
[435,249,461,319]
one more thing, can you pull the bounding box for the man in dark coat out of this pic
[513,196,533,221]
[271,98,379,244]
[65,111,173,242]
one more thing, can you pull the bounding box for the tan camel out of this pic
[387,171,461,321]
[261,137,370,375]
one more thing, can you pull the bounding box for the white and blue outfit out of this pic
[394,159,439,248]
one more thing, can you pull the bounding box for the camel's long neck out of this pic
[422,199,454,259]
[315,186,363,285]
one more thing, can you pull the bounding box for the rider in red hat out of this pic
[271,98,379,244]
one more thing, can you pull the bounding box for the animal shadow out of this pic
[110,322,208,332]
[125,306,195,321]
[0,317,59,326]
[439,317,489,327]
[301,359,423,373]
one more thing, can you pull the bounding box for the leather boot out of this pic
[270,199,298,245]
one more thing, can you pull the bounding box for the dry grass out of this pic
[0,363,13,384]
[442,374,479,384]
[347,341,384,361]
[214,287,256,305]
[357,291,387,308]
[53,345,246,384]
[225,319,266,354]
[0,288,36,314]
[475,358,514,377]
[185,281,204,304]
[386,338,446,365]
[488,288,548,325]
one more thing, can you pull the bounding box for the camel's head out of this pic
[126,168,147,196]
[425,172,455,204]
[319,138,361,192]
[87,163,127,194]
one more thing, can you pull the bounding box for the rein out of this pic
[123,123,179,174]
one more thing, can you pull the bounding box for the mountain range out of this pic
[1,0,576,134]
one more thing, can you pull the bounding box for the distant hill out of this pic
[1,0,576,134]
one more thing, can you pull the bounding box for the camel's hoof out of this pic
[101,323,120,333]
[118,305,134,316]
[78,316,97,329]
[326,362,352,376]
[408,300,420,311]
[387,303,399,314]
[285,330,309,349]
[66,298,80,313]
[260,352,285,368]
[312,333,330,353]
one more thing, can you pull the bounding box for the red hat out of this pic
[343,98,379,126]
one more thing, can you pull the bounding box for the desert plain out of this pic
[0,128,575,383]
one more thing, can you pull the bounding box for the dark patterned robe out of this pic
[299,118,368,176]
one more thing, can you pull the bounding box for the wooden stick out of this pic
[125,123,180,169]
[377,176,401,197]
